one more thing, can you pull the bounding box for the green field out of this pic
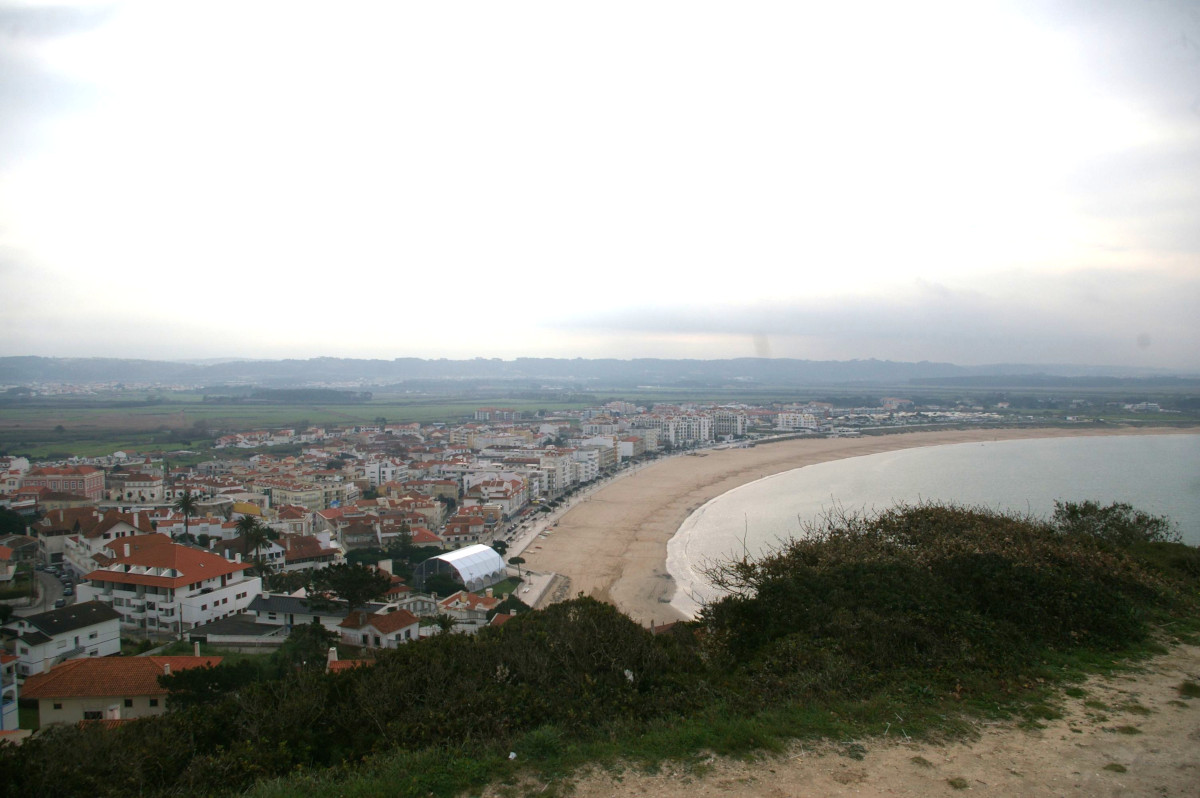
[1,384,1196,460]
[0,392,599,459]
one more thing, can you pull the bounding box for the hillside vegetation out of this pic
[2,502,1197,798]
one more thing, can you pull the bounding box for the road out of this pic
[12,571,67,617]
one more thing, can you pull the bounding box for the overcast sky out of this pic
[1,1,1197,369]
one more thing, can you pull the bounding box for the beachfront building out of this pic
[712,408,750,437]
[776,412,818,431]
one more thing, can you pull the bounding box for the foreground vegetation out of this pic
[2,502,1198,797]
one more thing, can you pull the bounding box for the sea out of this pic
[667,433,1200,618]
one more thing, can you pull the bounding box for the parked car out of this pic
[53,598,66,608]
[62,587,74,596]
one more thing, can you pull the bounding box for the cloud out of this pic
[551,271,1200,369]
[0,3,110,169]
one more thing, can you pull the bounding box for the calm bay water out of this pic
[667,433,1200,617]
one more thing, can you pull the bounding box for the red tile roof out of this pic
[86,535,253,587]
[21,656,222,699]
[282,536,338,562]
[28,465,101,476]
[439,591,501,612]
[338,608,420,635]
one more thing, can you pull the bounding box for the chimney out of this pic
[486,588,493,598]
[327,647,338,666]
[124,543,130,558]
[163,663,171,675]
[194,641,200,657]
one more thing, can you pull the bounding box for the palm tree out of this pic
[433,613,457,635]
[172,489,199,542]
[235,514,271,571]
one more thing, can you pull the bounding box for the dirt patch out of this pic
[509,643,1200,798]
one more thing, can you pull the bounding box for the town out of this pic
[0,390,1175,737]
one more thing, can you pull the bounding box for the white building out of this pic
[414,544,507,593]
[2,601,121,678]
[776,412,818,431]
[76,535,262,635]
[1,651,18,731]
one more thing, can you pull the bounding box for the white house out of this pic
[337,608,420,649]
[75,534,262,635]
[20,655,221,726]
[1,601,121,678]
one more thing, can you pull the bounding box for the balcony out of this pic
[54,646,85,664]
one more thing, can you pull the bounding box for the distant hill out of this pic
[0,355,1192,390]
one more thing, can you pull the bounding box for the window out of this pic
[83,710,103,720]
[149,699,158,707]
[53,702,63,710]
[124,699,133,708]
[89,631,98,639]
[200,604,207,611]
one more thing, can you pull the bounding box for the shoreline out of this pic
[520,425,1199,626]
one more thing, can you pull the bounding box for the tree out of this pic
[0,508,26,536]
[235,514,272,569]
[0,603,13,626]
[160,660,266,709]
[508,556,526,578]
[172,489,199,542]
[268,569,311,594]
[272,619,340,672]
[422,573,461,597]
[390,520,415,563]
[309,563,392,611]
[491,539,508,556]
[433,613,457,635]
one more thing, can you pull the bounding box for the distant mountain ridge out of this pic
[0,356,1193,390]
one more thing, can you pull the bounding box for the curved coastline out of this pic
[520,425,1199,626]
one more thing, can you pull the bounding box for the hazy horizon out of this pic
[2,2,1198,369]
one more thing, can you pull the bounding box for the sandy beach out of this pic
[521,425,1198,626]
